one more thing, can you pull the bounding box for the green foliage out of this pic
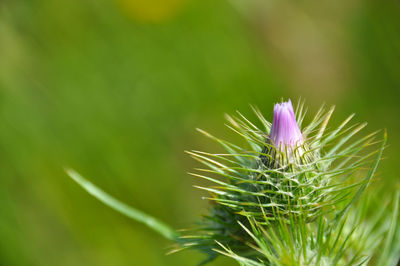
[213,191,399,266]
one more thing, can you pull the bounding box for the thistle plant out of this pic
[67,99,399,265]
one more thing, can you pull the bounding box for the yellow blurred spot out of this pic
[116,0,188,23]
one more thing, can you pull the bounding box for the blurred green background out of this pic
[0,0,399,265]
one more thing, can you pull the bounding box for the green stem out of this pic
[66,168,178,241]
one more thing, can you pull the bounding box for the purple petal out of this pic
[269,100,302,148]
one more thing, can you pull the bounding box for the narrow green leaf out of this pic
[66,168,178,240]
[377,189,400,265]
[334,131,387,224]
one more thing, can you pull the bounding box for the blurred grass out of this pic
[0,0,399,265]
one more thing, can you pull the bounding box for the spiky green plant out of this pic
[66,99,399,265]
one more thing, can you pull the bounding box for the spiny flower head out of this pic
[66,98,396,266]
[179,99,384,263]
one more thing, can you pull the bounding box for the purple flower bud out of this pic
[269,100,302,148]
